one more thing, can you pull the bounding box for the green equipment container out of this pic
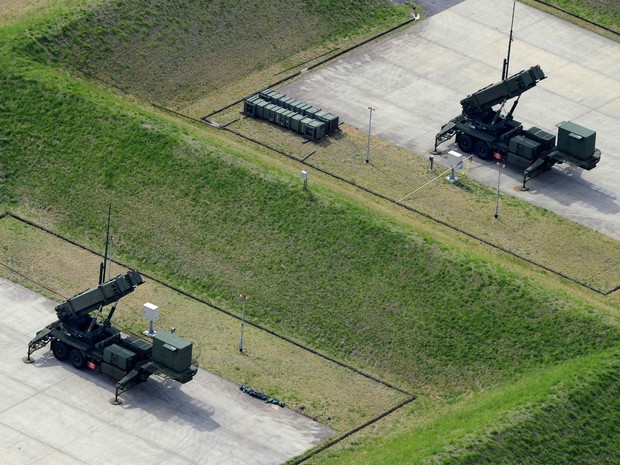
[290,113,305,133]
[288,100,304,113]
[280,97,295,109]
[298,104,312,115]
[269,92,284,104]
[103,343,136,371]
[264,103,277,122]
[243,95,260,117]
[152,331,193,373]
[255,100,269,119]
[282,110,295,128]
[556,121,596,161]
[315,111,339,134]
[303,106,321,118]
[305,120,326,141]
[259,89,277,101]
[275,107,288,126]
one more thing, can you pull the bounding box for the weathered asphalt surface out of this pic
[283,0,620,240]
[0,278,335,465]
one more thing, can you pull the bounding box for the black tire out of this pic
[474,140,492,160]
[69,349,86,369]
[456,133,474,153]
[51,340,69,361]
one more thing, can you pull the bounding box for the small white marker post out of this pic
[301,170,308,190]
[239,294,250,353]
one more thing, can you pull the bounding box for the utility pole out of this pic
[239,294,250,353]
[365,107,375,164]
[495,162,504,219]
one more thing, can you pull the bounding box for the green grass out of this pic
[522,0,620,34]
[2,2,620,464]
[2,22,619,399]
[306,350,620,464]
[21,0,409,109]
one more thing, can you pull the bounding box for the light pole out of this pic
[365,107,375,164]
[239,294,250,353]
[495,162,504,219]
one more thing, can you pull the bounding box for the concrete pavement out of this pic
[282,0,620,240]
[0,278,335,465]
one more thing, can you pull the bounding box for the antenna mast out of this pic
[502,0,517,80]
[99,204,112,285]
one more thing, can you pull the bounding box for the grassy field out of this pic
[1,1,620,464]
[21,0,409,111]
[0,215,407,432]
[217,112,620,292]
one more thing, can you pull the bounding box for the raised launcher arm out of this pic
[55,270,144,322]
[25,271,144,361]
[434,65,546,152]
[459,65,546,114]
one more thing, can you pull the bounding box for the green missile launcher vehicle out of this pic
[434,65,601,188]
[24,270,198,404]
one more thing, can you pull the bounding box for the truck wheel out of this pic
[69,349,86,369]
[456,134,474,153]
[474,141,492,160]
[51,340,69,361]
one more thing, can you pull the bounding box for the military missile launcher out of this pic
[434,65,601,188]
[24,271,198,404]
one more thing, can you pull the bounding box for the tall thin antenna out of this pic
[99,204,112,285]
[502,0,517,80]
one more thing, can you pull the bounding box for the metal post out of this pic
[495,162,504,219]
[239,294,249,353]
[365,107,375,164]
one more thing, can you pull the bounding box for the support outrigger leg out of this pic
[23,328,53,364]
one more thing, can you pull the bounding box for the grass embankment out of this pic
[0,216,406,431]
[308,350,620,464]
[2,4,620,465]
[2,43,618,398]
[23,0,410,111]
